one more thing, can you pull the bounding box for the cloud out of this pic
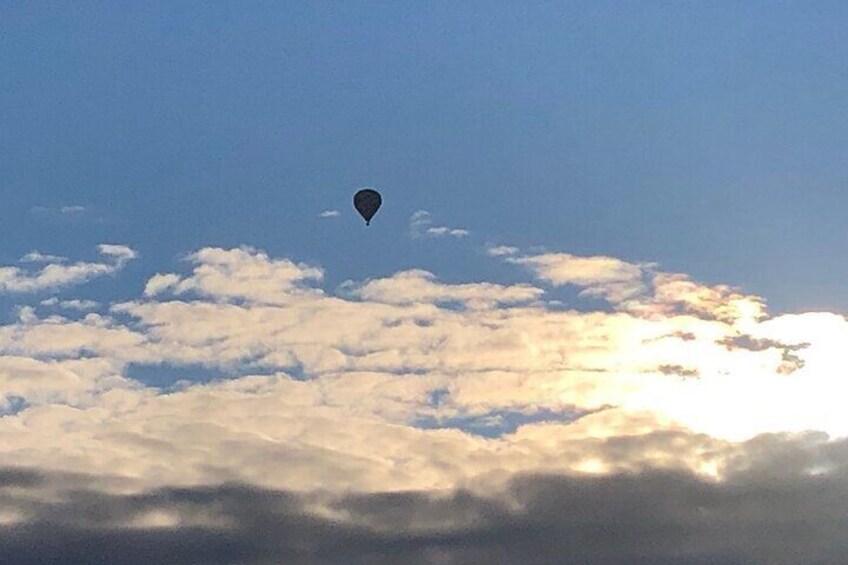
[97,244,137,264]
[1,244,848,561]
[346,269,543,309]
[0,245,137,294]
[31,205,86,216]
[3,440,848,564]
[485,245,519,257]
[139,247,322,304]
[409,210,469,239]
[40,298,100,311]
[143,273,182,297]
[506,251,649,303]
[319,210,340,218]
[21,251,67,264]
[500,248,765,325]
[29,205,94,224]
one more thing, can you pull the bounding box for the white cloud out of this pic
[0,356,129,409]
[141,247,322,304]
[97,244,138,264]
[507,251,648,303]
[143,273,182,297]
[425,226,469,237]
[348,269,543,309]
[499,248,765,325]
[320,210,340,218]
[409,210,469,239]
[0,245,137,294]
[21,251,67,263]
[486,245,519,257]
[0,244,845,504]
[40,299,100,311]
[64,299,100,310]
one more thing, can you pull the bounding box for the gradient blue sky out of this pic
[8,5,848,562]
[3,1,847,313]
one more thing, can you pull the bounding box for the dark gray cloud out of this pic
[717,334,809,374]
[4,434,848,564]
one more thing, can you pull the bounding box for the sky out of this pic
[2,2,848,563]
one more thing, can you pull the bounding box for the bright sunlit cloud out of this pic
[0,243,845,502]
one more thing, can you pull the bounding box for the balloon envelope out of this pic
[353,189,382,225]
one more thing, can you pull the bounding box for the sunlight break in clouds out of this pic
[1,243,848,562]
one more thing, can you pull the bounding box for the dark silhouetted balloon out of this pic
[353,189,382,226]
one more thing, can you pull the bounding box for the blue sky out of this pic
[3,1,848,312]
[5,5,848,562]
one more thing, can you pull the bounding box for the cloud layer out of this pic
[4,438,848,565]
[0,243,846,561]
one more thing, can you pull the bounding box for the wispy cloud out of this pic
[60,205,86,215]
[506,251,649,304]
[409,210,469,239]
[320,210,340,218]
[485,245,519,257]
[20,251,67,264]
[496,246,763,325]
[29,204,115,226]
[30,205,88,220]
[40,298,100,311]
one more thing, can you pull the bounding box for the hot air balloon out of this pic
[354,188,382,226]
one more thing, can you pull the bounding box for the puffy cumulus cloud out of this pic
[97,244,137,264]
[345,269,543,309]
[0,245,137,294]
[2,244,848,561]
[141,247,323,304]
[0,246,837,447]
[0,356,131,410]
[143,273,182,297]
[409,210,469,239]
